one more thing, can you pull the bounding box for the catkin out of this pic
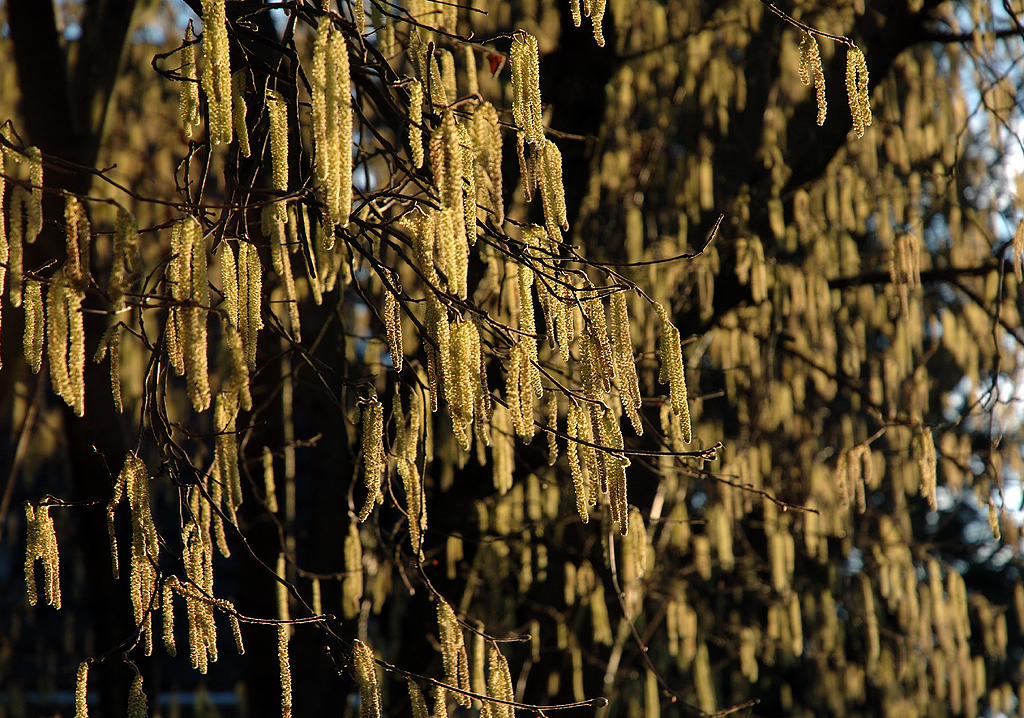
[26,147,43,245]
[353,640,381,718]
[23,280,44,374]
[470,102,504,224]
[162,578,177,656]
[278,624,292,718]
[845,46,872,138]
[654,302,690,443]
[915,426,938,510]
[92,325,123,413]
[110,207,139,311]
[232,71,251,157]
[186,219,211,411]
[487,645,515,718]
[359,397,385,521]
[267,89,290,221]
[237,241,263,370]
[538,140,567,241]
[409,79,425,168]
[312,18,353,229]
[511,34,544,145]
[383,288,403,371]
[6,187,25,312]
[343,523,364,619]
[409,681,429,718]
[201,0,233,145]
[25,502,62,608]
[798,33,826,126]
[127,675,147,718]
[75,661,89,718]
[567,402,590,523]
[547,394,559,466]
[180,25,200,136]
[267,206,301,341]
[610,291,643,435]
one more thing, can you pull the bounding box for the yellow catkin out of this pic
[46,272,71,407]
[547,394,559,466]
[93,325,123,413]
[590,0,607,46]
[470,102,504,224]
[162,578,177,656]
[538,139,567,241]
[201,0,232,145]
[567,403,589,522]
[511,34,544,145]
[353,640,381,718]
[232,70,251,156]
[23,279,44,374]
[409,79,425,169]
[278,624,292,718]
[266,89,290,221]
[127,675,147,718]
[694,643,716,713]
[798,33,826,126]
[409,680,429,718]
[384,288,403,371]
[6,188,26,312]
[263,446,279,513]
[266,207,301,341]
[63,196,90,287]
[916,426,938,510]
[312,18,353,229]
[237,240,263,370]
[67,284,86,417]
[109,207,139,311]
[487,645,515,718]
[25,502,61,607]
[610,291,643,435]
[180,25,200,136]
[75,661,89,718]
[845,46,872,138]
[185,219,212,411]
[654,302,690,442]
[359,397,385,520]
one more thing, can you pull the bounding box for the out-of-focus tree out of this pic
[4,1,1024,718]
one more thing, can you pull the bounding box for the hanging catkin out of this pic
[798,33,826,126]
[180,25,200,136]
[278,624,292,718]
[22,279,44,374]
[127,675,147,718]
[845,46,872,138]
[358,396,385,521]
[409,79,425,169]
[110,207,139,311]
[266,89,289,222]
[383,288,403,371]
[610,291,643,435]
[511,34,544,145]
[75,661,89,718]
[201,0,232,145]
[654,302,691,442]
[24,501,61,609]
[93,325,123,413]
[312,17,353,229]
[238,240,263,370]
[232,70,251,156]
[343,523,364,619]
[353,640,381,718]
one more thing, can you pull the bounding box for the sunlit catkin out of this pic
[845,45,872,138]
[201,0,232,145]
[547,394,559,466]
[383,288,403,371]
[798,33,826,126]
[162,578,177,656]
[654,302,690,442]
[610,291,643,434]
[75,661,89,718]
[487,645,515,718]
[511,34,544,144]
[266,89,289,221]
[180,25,200,136]
[22,280,44,374]
[409,680,429,718]
[25,502,61,608]
[359,396,385,521]
[353,640,381,718]
[567,402,590,523]
[470,102,504,224]
[409,79,425,168]
[185,219,211,411]
[93,325,123,413]
[238,241,263,369]
[278,624,292,718]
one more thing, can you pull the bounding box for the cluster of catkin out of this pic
[569,0,608,46]
[834,442,874,514]
[1,141,43,362]
[890,230,921,320]
[797,33,873,136]
[312,16,353,230]
[166,217,212,411]
[24,501,61,609]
